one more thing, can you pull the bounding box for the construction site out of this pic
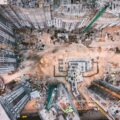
[0,0,120,120]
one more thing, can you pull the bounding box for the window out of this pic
[12,91,26,106]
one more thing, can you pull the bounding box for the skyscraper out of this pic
[0,80,31,120]
[0,14,17,74]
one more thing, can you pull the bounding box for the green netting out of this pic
[82,4,109,33]
[46,84,58,110]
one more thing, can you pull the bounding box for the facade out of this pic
[0,0,120,31]
[108,0,120,17]
[97,0,120,17]
[0,14,17,74]
[8,0,39,8]
[0,49,16,74]
[1,5,52,29]
[0,1,95,31]
[0,81,31,120]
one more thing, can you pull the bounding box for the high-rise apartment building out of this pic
[0,80,31,120]
[0,14,17,74]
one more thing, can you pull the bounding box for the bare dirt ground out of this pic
[2,26,120,110]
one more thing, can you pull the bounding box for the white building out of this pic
[67,59,92,97]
